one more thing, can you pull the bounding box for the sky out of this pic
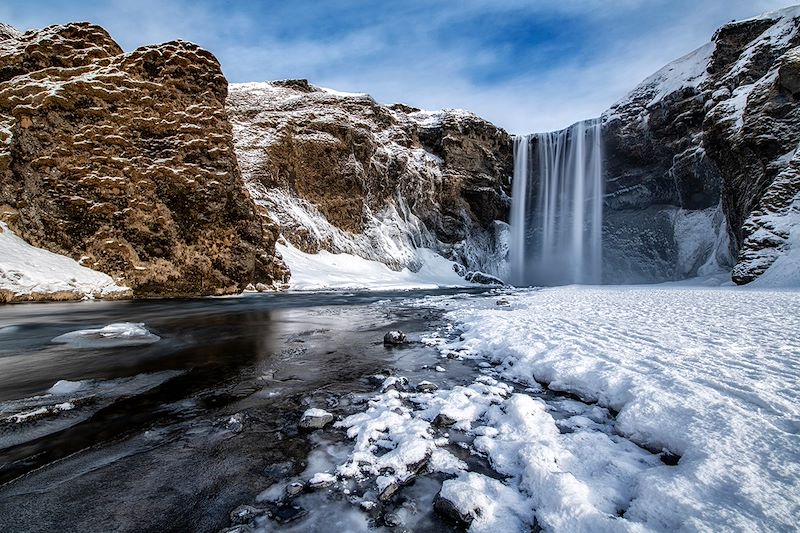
[0,0,796,133]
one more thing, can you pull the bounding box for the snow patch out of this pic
[279,242,473,291]
[0,222,129,301]
[423,286,800,531]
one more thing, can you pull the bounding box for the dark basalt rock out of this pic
[383,330,407,346]
[464,271,506,285]
[433,413,456,427]
[229,505,265,525]
[599,8,800,284]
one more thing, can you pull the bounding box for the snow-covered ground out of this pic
[0,222,129,301]
[278,242,477,291]
[301,285,800,532]
[416,286,800,531]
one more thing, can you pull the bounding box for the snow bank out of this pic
[751,216,800,287]
[278,242,476,291]
[0,222,129,302]
[424,286,800,531]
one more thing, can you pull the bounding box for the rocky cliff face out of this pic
[602,6,800,284]
[227,81,512,279]
[0,22,286,298]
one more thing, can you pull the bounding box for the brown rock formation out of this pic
[228,82,512,277]
[0,22,287,298]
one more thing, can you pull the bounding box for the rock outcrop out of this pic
[601,6,800,284]
[227,81,512,279]
[0,22,287,298]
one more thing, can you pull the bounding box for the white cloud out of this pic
[0,0,796,133]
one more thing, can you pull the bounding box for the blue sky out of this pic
[0,1,795,132]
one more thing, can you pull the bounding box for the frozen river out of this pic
[0,285,798,532]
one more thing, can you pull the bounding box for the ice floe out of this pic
[51,322,160,348]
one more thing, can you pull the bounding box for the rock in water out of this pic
[307,472,336,489]
[285,482,305,497]
[381,376,409,392]
[415,381,439,393]
[433,492,474,527]
[298,408,334,429]
[383,330,407,345]
[0,23,288,298]
[229,505,264,525]
[464,271,506,285]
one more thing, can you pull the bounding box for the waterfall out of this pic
[510,119,604,286]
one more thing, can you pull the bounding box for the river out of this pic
[0,289,491,532]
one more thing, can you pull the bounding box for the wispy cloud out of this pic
[0,0,795,132]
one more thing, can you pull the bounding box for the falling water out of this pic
[510,119,604,286]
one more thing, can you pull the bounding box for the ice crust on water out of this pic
[51,322,160,347]
[0,370,183,448]
[47,380,85,395]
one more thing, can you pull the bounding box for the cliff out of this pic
[602,6,800,284]
[0,22,287,300]
[227,81,512,280]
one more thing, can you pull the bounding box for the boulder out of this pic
[415,381,439,393]
[285,481,305,497]
[229,505,265,525]
[298,408,334,429]
[381,376,409,392]
[383,330,407,345]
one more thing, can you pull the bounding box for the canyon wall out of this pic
[601,6,800,284]
[2,7,798,299]
[0,22,287,299]
[227,81,512,280]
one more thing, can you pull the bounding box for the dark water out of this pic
[0,289,490,533]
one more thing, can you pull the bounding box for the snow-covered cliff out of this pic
[602,5,800,285]
[227,80,512,285]
[0,22,287,299]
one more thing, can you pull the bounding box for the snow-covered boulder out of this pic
[298,408,334,429]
